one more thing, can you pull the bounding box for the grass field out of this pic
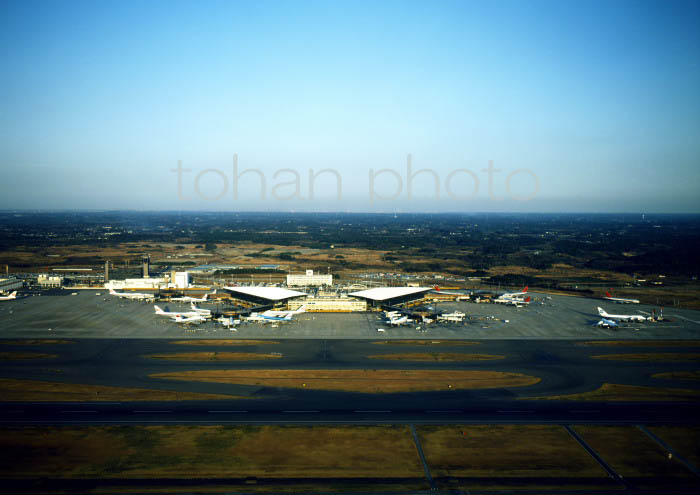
[526,383,700,401]
[579,340,700,347]
[170,340,280,346]
[648,426,700,468]
[417,425,605,479]
[0,352,57,360]
[145,352,282,361]
[0,339,74,345]
[367,353,504,361]
[372,340,479,346]
[151,369,540,393]
[0,425,425,479]
[591,353,700,362]
[0,378,245,401]
[575,426,696,483]
[652,371,700,381]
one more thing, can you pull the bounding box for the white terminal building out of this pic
[286,269,332,287]
[37,274,63,288]
[105,271,191,290]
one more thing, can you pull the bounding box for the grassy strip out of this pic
[578,340,700,347]
[0,378,246,402]
[1,339,74,345]
[372,340,479,346]
[0,425,424,479]
[367,353,504,362]
[171,340,279,346]
[575,426,696,479]
[417,425,605,478]
[591,353,700,362]
[0,352,57,360]
[652,371,700,381]
[145,352,282,361]
[525,383,700,401]
[151,369,540,393]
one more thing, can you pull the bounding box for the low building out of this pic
[37,274,63,288]
[223,286,307,307]
[287,269,332,287]
[348,287,431,308]
[0,277,23,292]
[288,296,367,312]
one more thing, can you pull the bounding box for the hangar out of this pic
[222,286,307,307]
[348,287,431,308]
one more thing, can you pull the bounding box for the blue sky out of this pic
[1,0,699,212]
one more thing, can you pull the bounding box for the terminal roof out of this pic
[348,287,431,301]
[223,286,307,301]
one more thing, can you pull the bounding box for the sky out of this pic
[1,0,699,213]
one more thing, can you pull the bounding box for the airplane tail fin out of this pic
[605,291,612,298]
[109,288,117,295]
[202,293,208,301]
[523,286,528,293]
[524,296,531,303]
[597,307,607,316]
[154,305,164,314]
[296,305,306,313]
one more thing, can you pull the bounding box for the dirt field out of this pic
[145,352,282,361]
[527,383,700,401]
[367,353,504,361]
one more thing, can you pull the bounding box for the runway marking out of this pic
[208,410,248,413]
[354,410,391,413]
[60,410,97,413]
[425,410,462,413]
[133,410,172,413]
[570,410,600,413]
[497,410,533,413]
[283,410,319,413]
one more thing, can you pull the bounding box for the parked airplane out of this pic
[216,316,240,328]
[500,286,528,298]
[245,313,293,322]
[190,303,213,317]
[170,290,215,303]
[171,314,207,325]
[109,288,155,301]
[259,305,307,319]
[387,315,411,326]
[153,305,201,318]
[597,307,648,323]
[437,311,465,322]
[0,291,17,301]
[495,295,531,306]
[597,318,619,328]
[604,290,640,304]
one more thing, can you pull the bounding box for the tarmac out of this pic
[1,289,699,340]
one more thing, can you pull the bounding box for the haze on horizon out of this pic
[1,0,699,213]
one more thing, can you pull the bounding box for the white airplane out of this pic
[170,290,215,303]
[171,314,207,325]
[387,315,411,326]
[597,307,648,323]
[597,317,619,328]
[190,303,213,317]
[153,305,201,318]
[109,288,155,301]
[495,296,531,306]
[437,311,465,322]
[0,291,17,301]
[499,286,528,298]
[216,316,241,328]
[246,313,293,323]
[259,305,307,319]
[604,290,640,304]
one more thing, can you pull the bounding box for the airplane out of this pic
[499,286,528,298]
[597,307,648,323]
[437,311,465,322]
[597,317,619,328]
[190,303,213,317]
[109,288,155,301]
[171,314,207,325]
[153,305,202,318]
[0,291,17,301]
[245,313,293,323]
[216,316,240,328]
[170,290,215,303]
[495,296,531,306]
[386,315,411,326]
[248,304,306,321]
[603,290,640,304]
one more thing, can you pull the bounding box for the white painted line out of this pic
[570,410,600,413]
[426,410,463,413]
[283,410,319,413]
[60,410,98,414]
[133,410,172,413]
[354,410,391,413]
[208,410,248,413]
[496,410,534,413]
